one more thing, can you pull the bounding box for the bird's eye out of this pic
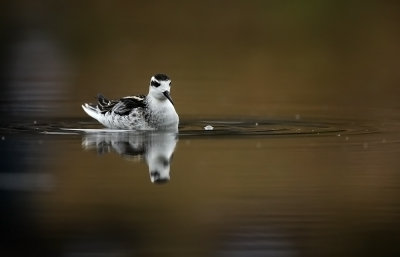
[169,82,172,86]
[151,80,161,87]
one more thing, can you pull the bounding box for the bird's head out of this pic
[148,74,174,105]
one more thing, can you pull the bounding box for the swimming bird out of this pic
[82,74,179,131]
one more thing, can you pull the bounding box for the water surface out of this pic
[1,116,400,257]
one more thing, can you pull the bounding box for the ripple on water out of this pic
[0,118,381,138]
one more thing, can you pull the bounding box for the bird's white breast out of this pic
[146,97,179,131]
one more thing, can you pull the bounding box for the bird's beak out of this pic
[163,91,174,105]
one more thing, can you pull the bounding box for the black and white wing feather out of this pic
[97,94,146,115]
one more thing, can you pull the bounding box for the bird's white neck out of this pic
[146,96,179,131]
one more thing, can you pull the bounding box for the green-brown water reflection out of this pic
[1,119,400,257]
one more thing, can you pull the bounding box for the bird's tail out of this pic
[82,103,102,121]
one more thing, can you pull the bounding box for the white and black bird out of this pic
[82,74,179,131]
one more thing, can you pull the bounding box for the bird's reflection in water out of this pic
[82,131,178,184]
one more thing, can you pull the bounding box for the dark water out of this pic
[2,1,400,256]
[1,117,400,257]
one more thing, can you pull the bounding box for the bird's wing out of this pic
[97,94,119,114]
[113,95,146,116]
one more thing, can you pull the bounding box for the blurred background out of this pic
[1,1,400,257]
[1,0,399,119]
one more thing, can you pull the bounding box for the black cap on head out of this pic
[153,74,170,81]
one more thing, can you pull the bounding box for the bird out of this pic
[82,74,179,131]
